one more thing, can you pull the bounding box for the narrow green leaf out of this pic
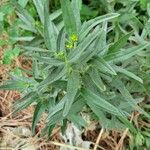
[82,74,99,94]
[88,68,106,91]
[14,97,37,113]
[48,111,63,126]
[33,56,64,66]
[28,37,44,47]
[51,80,67,90]
[82,89,123,116]
[118,116,137,134]
[18,23,36,33]
[49,9,62,20]
[44,0,57,51]
[113,65,143,83]
[68,114,87,128]
[11,0,36,33]
[14,92,37,106]
[89,100,135,132]
[32,102,45,135]
[79,26,107,64]
[57,28,66,52]
[63,71,80,116]
[69,27,100,63]
[18,0,29,8]
[96,22,108,55]
[0,82,28,91]
[72,0,81,32]
[47,98,65,121]
[108,32,133,54]
[105,43,150,62]
[10,74,36,84]
[38,66,66,90]
[92,56,117,75]
[10,36,35,41]
[112,79,150,119]
[86,100,110,128]
[60,0,77,36]
[32,59,40,79]
[47,125,55,138]
[33,0,45,24]
[0,12,4,22]
[79,13,119,41]
[69,96,85,114]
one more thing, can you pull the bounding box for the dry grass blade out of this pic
[115,113,134,150]
[50,141,90,150]
[93,128,104,150]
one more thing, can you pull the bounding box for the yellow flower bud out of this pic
[70,34,78,42]
[66,43,73,49]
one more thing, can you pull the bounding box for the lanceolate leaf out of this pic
[82,89,123,116]
[9,74,36,84]
[112,79,150,119]
[11,0,36,33]
[72,0,81,32]
[63,71,80,116]
[118,116,137,134]
[68,114,87,128]
[113,65,143,83]
[11,36,35,41]
[32,102,46,135]
[14,92,37,106]
[47,97,65,121]
[18,0,29,8]
[44,0,57,51]
[69,27,100,62]
[79,13,119,41]
[105,43,150,62]
[96,22,107,55]
[49,9,62,20]
[88,68,106,91]
[14,97,37,113]
[68,96,85,114]
[92,56,117,75]
[0,82,28,91]
[79,26,107,64]
[86,100,110,128]
[33,56,64,66]
[108,31,133,54]
[38,66,66,90]
[48,111,63,126]
[60,0,77,36]
[33,0,45,25]
[57,28,66,52]
[87,98,136,133]
[82,74,99,94]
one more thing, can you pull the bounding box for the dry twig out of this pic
[93,128,104,150]
[115,113,134,150]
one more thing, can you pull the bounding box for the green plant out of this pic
[92,1,150,149]
[2,47,21,64]
[1,0,150,137]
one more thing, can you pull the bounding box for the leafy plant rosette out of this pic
[1,0,150,136]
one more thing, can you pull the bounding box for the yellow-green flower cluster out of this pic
[70,34,78,42]
[55,51,65,60]
[66,34,78,49]
[66,43,74,49]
